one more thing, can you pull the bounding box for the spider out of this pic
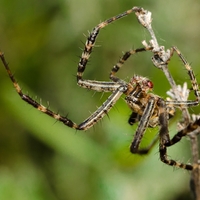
[0,7,200,170]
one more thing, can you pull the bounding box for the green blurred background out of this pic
[0,0,200,200]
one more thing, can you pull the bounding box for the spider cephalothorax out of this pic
[125,76,156,124]
[0,7,199,170]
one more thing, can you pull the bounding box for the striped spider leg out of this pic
[167,83,200,173]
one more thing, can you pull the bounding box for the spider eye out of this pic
[147,80,153,88]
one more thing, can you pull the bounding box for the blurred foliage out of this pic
[0,0,200,200]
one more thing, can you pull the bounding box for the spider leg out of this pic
[172,46,200,103]
[78,80,121,92]
[167,118,200,147]
[109,47,152,82]
[160,47,200,109]
[158,98,193,170]
[0,52,125,130]
[77,7,145,89]
[78,85,126,130]
[0,52,80,129]
[128,112,141,125]
[130,96,157,154]
[166,99,198,109]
